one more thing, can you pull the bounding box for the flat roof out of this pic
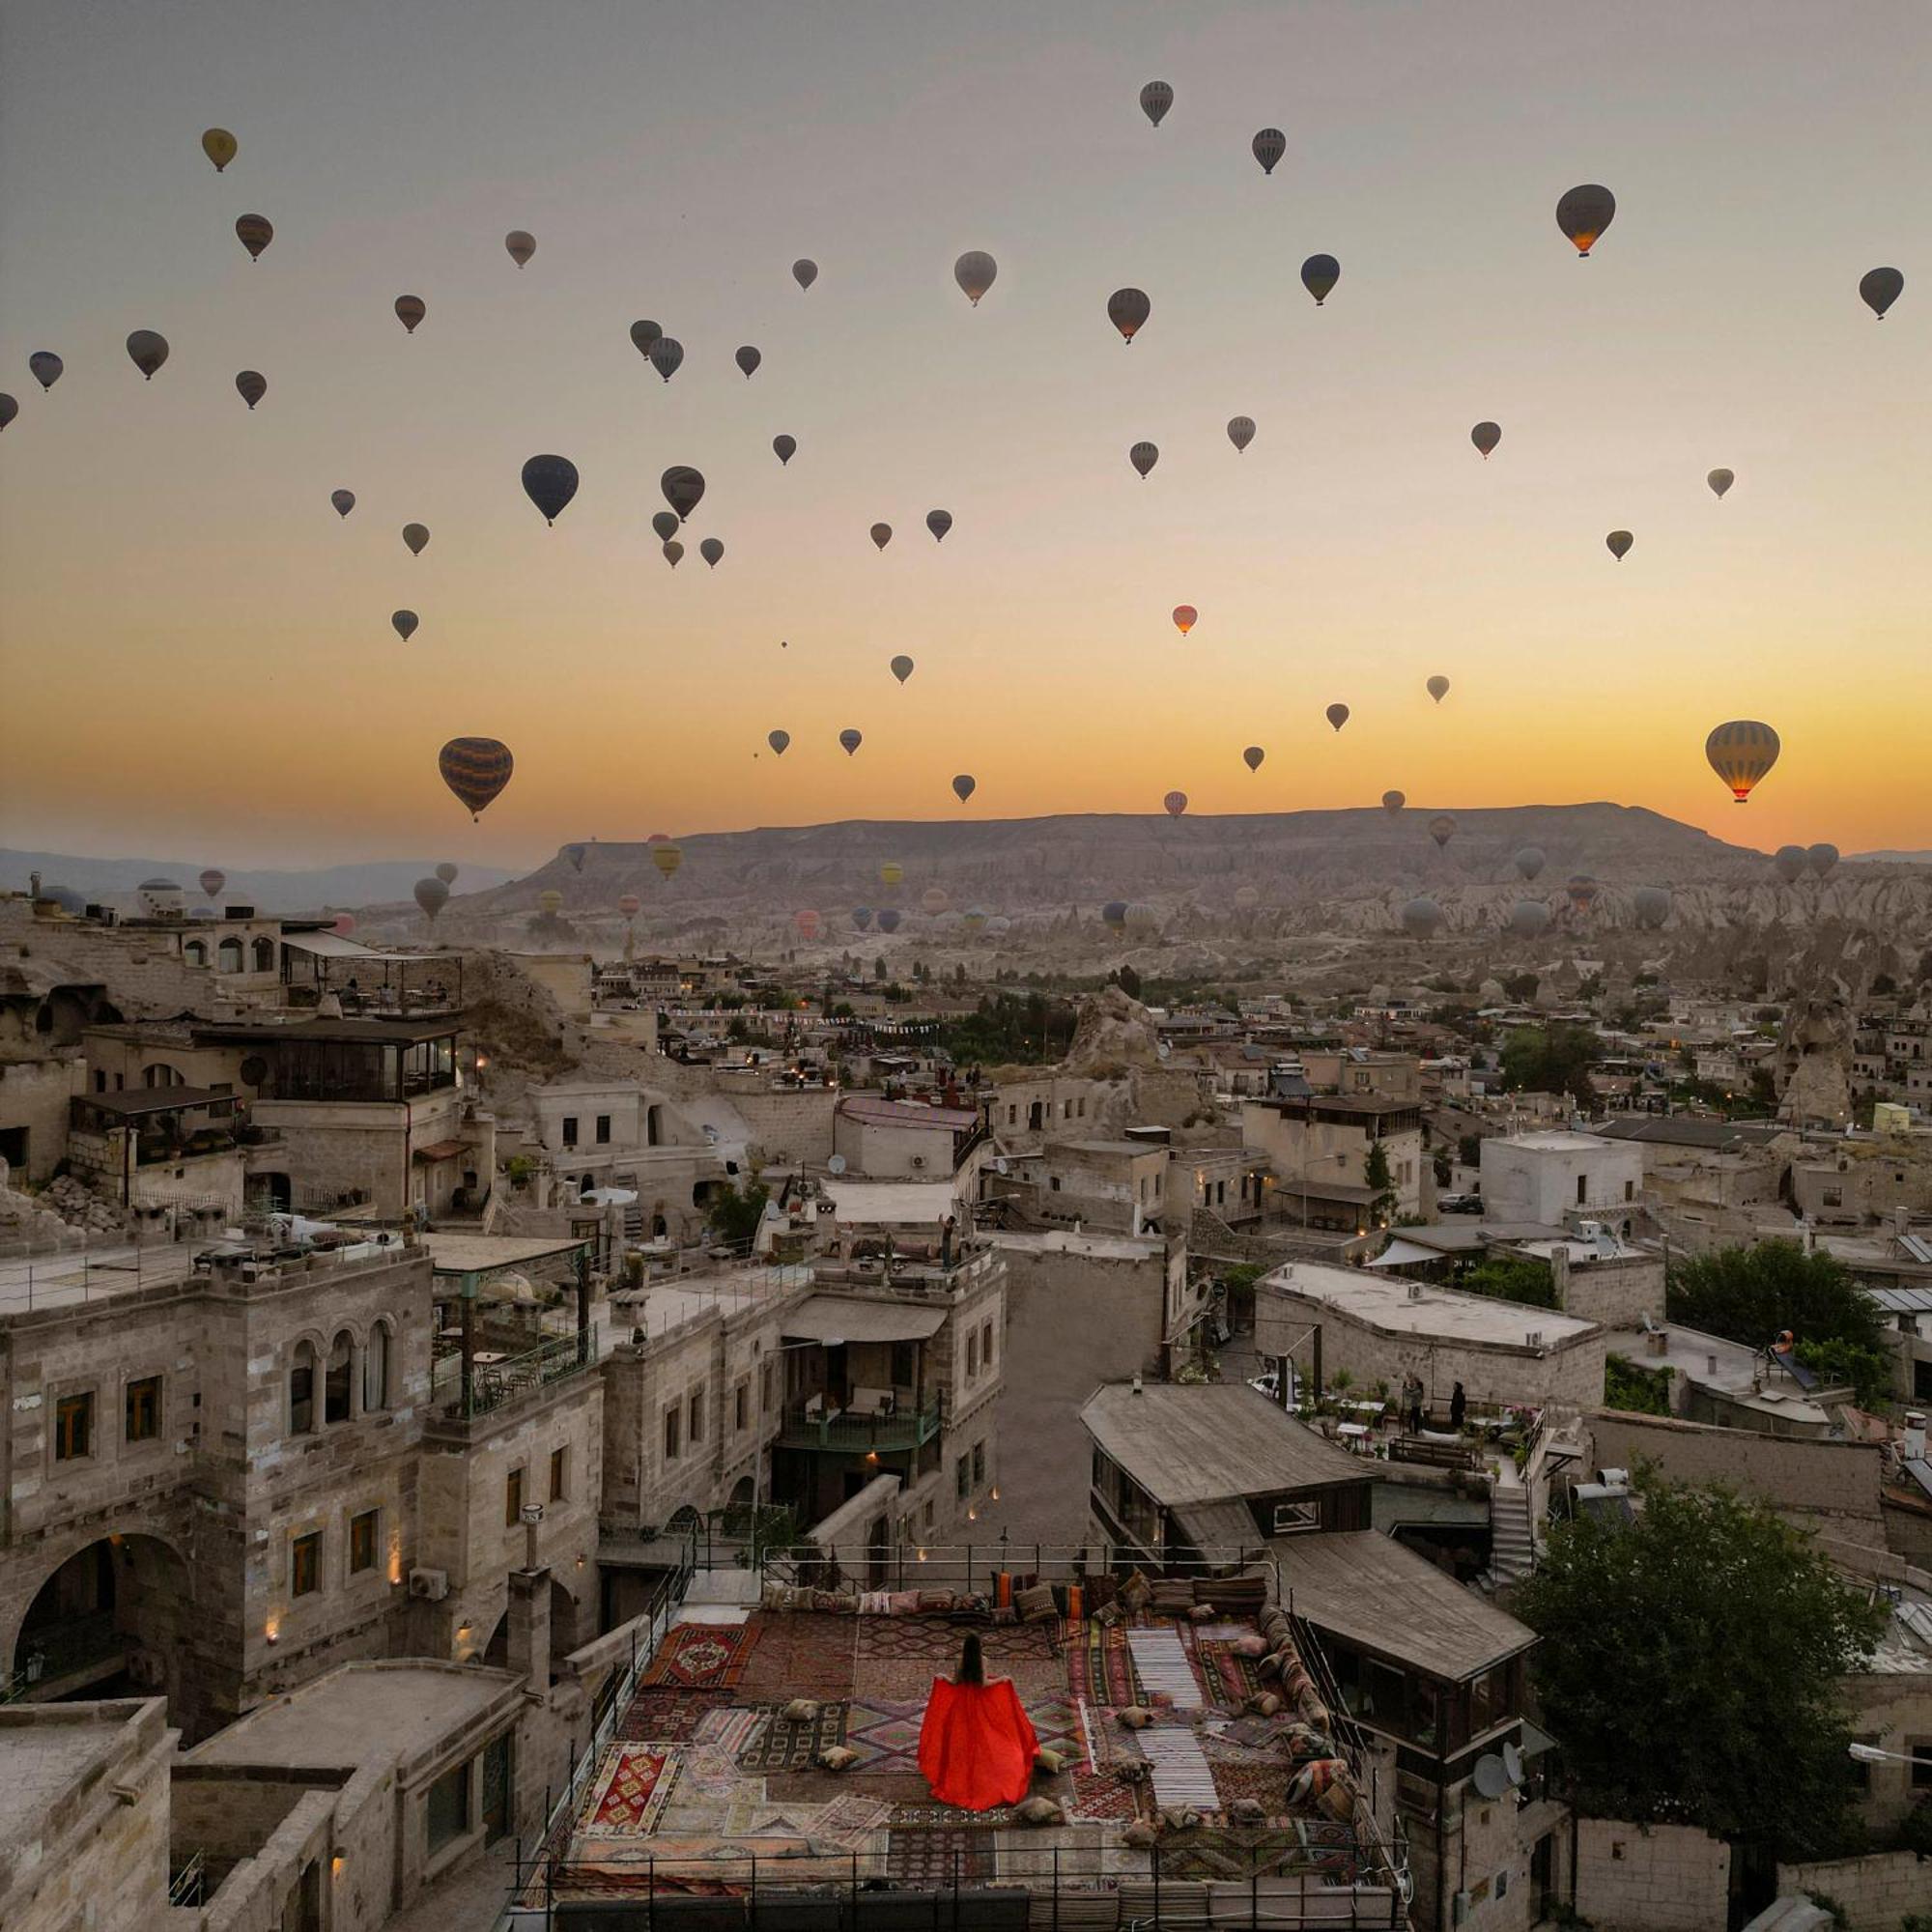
[1594,1116,1789,1151]
[837,1095,977,1130]
[1278,1530,1535,1682]
[0,1702,158,1854]
[1377,1222,1569,1254]
[281,931,454,963]
[1492,1131,1625,1152]
[1049,1138,1165,1158]
[424,1234,588,1276]
[781,1294,948,1344]
[990,1227,1160,1263]
[822,1179,960,1226]
[1081,1380,1369,1505]
[1264,1260,1600,1349]
[195,1016,458,1045]
[74,1086,234,1116]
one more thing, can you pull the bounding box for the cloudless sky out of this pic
[1,0,1925,870]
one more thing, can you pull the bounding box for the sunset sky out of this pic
[1,0,1925,871]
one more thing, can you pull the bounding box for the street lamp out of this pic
[1848,1742,1915,1766]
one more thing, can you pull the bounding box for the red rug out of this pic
[735,1615,856,1700]
[640,1622,758,1689]
[582,1746,678,1835]
[1065,1620,1140,1706]
[618,1687,730,1742]
[1196,1638,1266,1711]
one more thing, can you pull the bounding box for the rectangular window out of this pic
[1624,1179,1634,1201]
[734,1380,749,1432]
[966,1331,979,1378]
[595,1115,611,1145]
[505,1466,525,1527]
[688,1386,704,1443]
[292,1530,322,1596]
[550,1446,569,1502]
[126,1375,162,1444]
[762,1362,777,1413]
[664,1406,682,1460]
[1913,1744,1932,1790]
[561,1115,579,1147]
[891,1343,915,1386]
[980,1321,995,1371]
[972,1441,985,1486]
[426,1759,470,1856]
[55,1391,93,1461]
[349,1509,378,1575]
[955,1455,970,1500]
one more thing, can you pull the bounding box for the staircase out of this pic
[1490,1482,1535,1585]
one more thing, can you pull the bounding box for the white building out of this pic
[1479,1130,1644,1233]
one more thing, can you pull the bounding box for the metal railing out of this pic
[0,1611,124,1699]
[776,1395,944,1454]
[435,1324,601,1421]
[168,1850,207,1908]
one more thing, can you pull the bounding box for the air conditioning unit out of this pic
[1406,1282,1423,1301]
[409,1567,449,1601]
[910,1155,926,1170]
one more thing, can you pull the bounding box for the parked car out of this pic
[1437,1193,1485,1215]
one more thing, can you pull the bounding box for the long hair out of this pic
[957,1632,985,1686]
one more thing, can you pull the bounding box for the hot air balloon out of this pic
[1242,746,1264,772]
[29,352,62,391]
[0,393,14,431]
[1423,676,1452,707]
[1129,441,1159,479]
[877,908,901,933]
[199,868,226,899]
[414,877,449,921]
[1566,875,1600,914]
[1402,896,1442,940]
[563,843,587,873]
[1708,469,1734,498]
[699,537,724,568]
[1774,844,1807,884]
[766,730,792,759]
[853,907,874,932]
[1807,843,1839,879]
[234,214,274,263]
[1300,255,1339,305]
[1860,267,1903,319]
[1102,900,1128,930]
[962,906,989,934]
[1509,899,1550,939]
[505,229,535,268]
[403,523,430,554]
[439,737,514,819]
[652,842,683,880]
[1514,845,1546,882]
[1430,813,1456,848]
[1634,886,1671,930]
[952,774,976,803]
[235,369,267,410]
[1381,790,1406,814]
[662,540,683,567]
[1555,185,1616,257]
[651,511,678,543]
[617,893,641,919]
[1252,128,1286,175]
[630,320,661,357]
[648,337,684,382]
[794,909,823,942]
[538,890,564,916]
[126,330,169,379]
[436,863,459,885]
[1125,904,1160,938]
[331,914,356,936]
[202,128,238,172]
[1139,80,1173,127]
[391,610,419,642]
[521,454,579,526]
[1705,720,1779,804]
[869,523,892,551]
[1172,605,1198,637]
[773,434,796,466]
[394,296,425,334]
[792,259,818,291]
[1163,791,1187,818]
[1325,703,1350,732]
[330,489,355,518]
[1108,288,1151,344]
[1471,421,1500,459]
[1235,885,1260,909]
[953,251,997,305]
[661,467,704,521]
[1227,416,1256,452]
[890,655,914,685]
[1605,529,1633,560]
[926,510,952,542]
[839,729,863,756]
[880,861,904,888]
[735,345,761,379]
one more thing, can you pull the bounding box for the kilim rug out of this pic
[737,1700,849,1773]
[580,1745,680,1836]
[886,1827,997,1884]
[813,1792,895,1848]
[1065,1620,1140,1706]
[855,1615,1059,1663]
[640,1621,759,1689]
[735,1617,857,1700]
[841,1699,927,1776]
[618,1687,731,1742]
[1194,1638,1265,1712]
[693,1704,767,1756]
[1066,1764,1148,1824]
[887,1800,1015,1829]
[851,1660,948,1704]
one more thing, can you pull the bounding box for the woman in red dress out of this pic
[918,1632,1039,1810]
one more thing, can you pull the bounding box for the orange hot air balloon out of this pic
[652,842,683,880]
[439,737,514,819]
[617,893,641,919]
[1172,605,1197,637]
[794,909,822,941]
[1705,720,1780,804]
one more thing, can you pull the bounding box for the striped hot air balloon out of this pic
[438,737,515,819]
[1705,720,1780,804]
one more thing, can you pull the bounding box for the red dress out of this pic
[918,1676,1039,1810]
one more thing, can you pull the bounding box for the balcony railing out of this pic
[777,1395,944,1454]
[1,1610,123,1699]
[433,1324,598,1421]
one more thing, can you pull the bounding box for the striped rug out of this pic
[1126,1628,1203,1708]
[1137,1727,1220,1809]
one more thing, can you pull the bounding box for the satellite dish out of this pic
[1471,1754,1510,1800]
[1502,1742,1524,1786]
[827,1154,847,1176]
[995,1157,1009,1176]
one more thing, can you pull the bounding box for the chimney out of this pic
[1646,1330,1668,1357]
[1549,1245,1572,1306]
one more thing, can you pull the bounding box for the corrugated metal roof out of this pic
[1870,1284,1932,1315]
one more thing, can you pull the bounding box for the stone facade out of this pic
[0,1058,79,1186]
[1571,1817,1731,1932]
[1776,1849,1932,1930]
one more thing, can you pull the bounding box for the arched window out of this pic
[363,1321,391,1411]
[325,1331,355,1425]
[252,936,275,973]
[143,1064,183,1089]
[184,941,209,968]
[217,937,243,974]
[290,1341,318,1435]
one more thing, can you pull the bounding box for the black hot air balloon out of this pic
[521,454,579,526]
[773,434,796,466]
[662,466,705,522]
[235,370,267,410]
[1556,185,1616,257]
[1860,267,1904,319]
[1301,255,1339,305]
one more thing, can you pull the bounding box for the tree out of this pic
[706,1179,770,1247]
[1363,1138,1396,1226]
[1516,1476,1886,1857]
[1113,963,1143,999]
[1457,1134,1483,1169]
[1604,1351,1672,1414]
[1502,971,1540,1003]
[1666,1243,1884,1354]
[873,956,887,980]
[1500,1024,1601,1101]
[1458,1253,1557,1308]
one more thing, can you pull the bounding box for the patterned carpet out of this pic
[618,1687,731,1742]
[736,1616,857,1701]
[1066,1764,1148,1823]
[853,1660,950,1704]
[1065,1619,1141,1706]
[640,1621,759,1689]
[1195,1638,1266,1712]
[854,1616,1058,1663]
[1154,1818,1360,1881]
[581,1746,680,1836]
[692,1704,766,1756]
[886,1827,997,1884]
[737,1700,849,1773]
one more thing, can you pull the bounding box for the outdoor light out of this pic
[265,1621,279,1646]
[917,1547,928,1562]
[457,1620,473,1641]
[1847,1742,1893,1764]
[989,1486,1000,1502]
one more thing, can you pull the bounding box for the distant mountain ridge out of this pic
[1,849,518,914]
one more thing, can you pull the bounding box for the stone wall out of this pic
[1572,1818,1731,1932]
[730,1086,837,1167]
[0,1056,79,1184]
[1555,1250,1664,1327]
[1776,1849,1932,1930]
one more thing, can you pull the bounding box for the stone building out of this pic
[1478,1129,1645,1234]
[1241,1092,1427,1229]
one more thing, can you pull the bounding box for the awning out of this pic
[1366,1238,1442,1269]
[781,1294,948,1345]
[281,931,454,962]
[412,1138,470,1163]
